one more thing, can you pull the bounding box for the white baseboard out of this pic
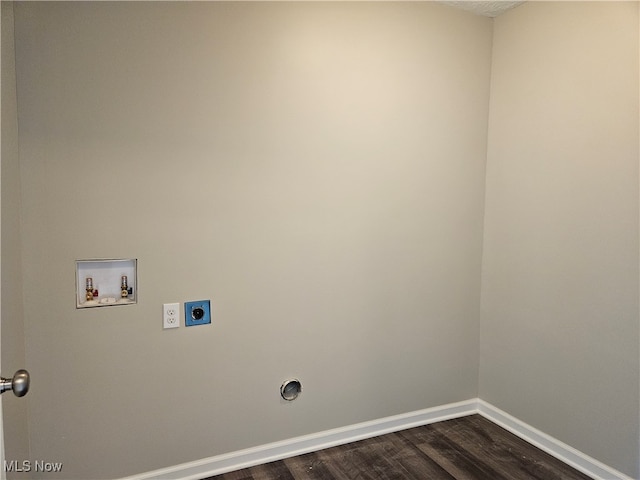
[120,398,477,480]
[477,399,634,480]
[122,398,634,480]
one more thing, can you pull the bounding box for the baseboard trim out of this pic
[477,399,634,480]
[120,398,477,480]
[122,398,634,480]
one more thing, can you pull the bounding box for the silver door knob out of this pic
[0,369,30,397]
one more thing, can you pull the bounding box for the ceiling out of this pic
[438,1,526,17]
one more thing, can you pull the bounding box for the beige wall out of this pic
[1,1,30,473]
[480,2,639,478]
[8,1,640,479]
[12,2,492,478]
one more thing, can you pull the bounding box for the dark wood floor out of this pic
[205,415,593,480]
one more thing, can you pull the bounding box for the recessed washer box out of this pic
[185,300,211,326]
[76,259,137,309]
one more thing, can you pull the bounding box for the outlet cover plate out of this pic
[163,302,180,329]
[185,300,211,327]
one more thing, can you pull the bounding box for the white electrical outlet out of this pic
[163,303,180,329]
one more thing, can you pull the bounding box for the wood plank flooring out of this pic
[205,415,594,480]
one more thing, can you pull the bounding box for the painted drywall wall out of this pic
[12,2,492,478]
[1,1,30,473]
[480,2,640,477]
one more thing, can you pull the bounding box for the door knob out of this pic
[0,369,30,397]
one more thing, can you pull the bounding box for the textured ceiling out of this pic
[438,1,525,17]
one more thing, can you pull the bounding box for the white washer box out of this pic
[76,259,137,308]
